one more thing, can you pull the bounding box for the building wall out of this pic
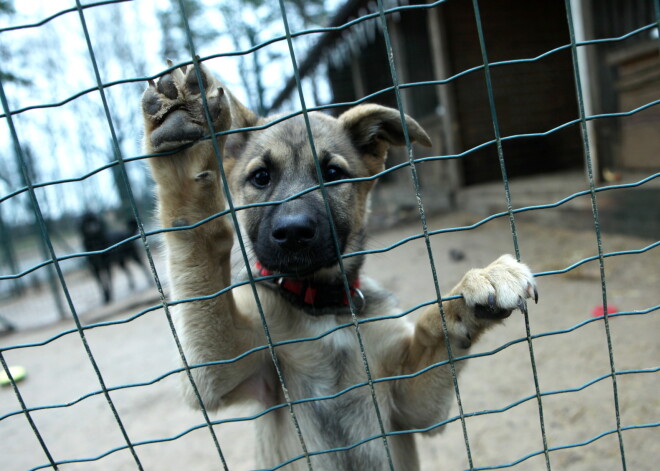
[612,42,660,170]
[327,0,587,186]
[442,0,583,184]
[588,0,659,172]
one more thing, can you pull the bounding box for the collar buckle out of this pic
[351,287,366,314]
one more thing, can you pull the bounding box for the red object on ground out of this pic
[591,305,619,317]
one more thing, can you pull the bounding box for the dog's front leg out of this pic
[393,255,537,430]
[142,63,263,410]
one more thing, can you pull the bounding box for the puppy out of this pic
[141,62,537,470]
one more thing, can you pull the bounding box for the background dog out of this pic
[79,212,149,303]
[141,63,537,470]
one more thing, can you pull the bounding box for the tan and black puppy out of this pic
[142,63,538,471]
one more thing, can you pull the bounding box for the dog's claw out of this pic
[461,255,536,323]
[459,332,472,350]
[144,60,229,152]
[525,282,538,304]
[488,293,496,310]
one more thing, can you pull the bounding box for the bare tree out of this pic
[85,4,154,219]
[0,0,28,86]
[156,0,330,113]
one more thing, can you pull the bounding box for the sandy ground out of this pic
[1,212,658,471]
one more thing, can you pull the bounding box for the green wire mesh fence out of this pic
[1,0,659,470]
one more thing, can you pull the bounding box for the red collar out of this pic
[255,261,363,311]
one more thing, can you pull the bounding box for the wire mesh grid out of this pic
[1,0,658,470]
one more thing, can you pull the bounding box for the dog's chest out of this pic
[264,318,393,468]
[278,317,363,392]
[257,286,397,402]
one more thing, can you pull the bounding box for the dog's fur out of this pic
[79,212,148,303]
[141,63,537,470]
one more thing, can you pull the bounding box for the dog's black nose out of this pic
[271,214,317,249]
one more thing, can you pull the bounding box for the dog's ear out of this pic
[222,93,261,176]
[339,104,432,173]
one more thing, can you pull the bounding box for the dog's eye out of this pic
[323,165,346,183]
[250,169,271,188]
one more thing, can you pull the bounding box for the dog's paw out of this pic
[142,60,230,152]
[461,254,538,320]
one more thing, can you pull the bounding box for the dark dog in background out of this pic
[79,212,149,303]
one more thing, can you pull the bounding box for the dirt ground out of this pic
[1,212,658,471]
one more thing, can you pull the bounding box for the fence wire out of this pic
[1,0,659,470]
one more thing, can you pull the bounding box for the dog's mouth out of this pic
[254,247,341,278]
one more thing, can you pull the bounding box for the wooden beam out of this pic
[427,2,463,195]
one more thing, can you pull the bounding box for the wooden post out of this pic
[570,0,601,182]
[388,17,411,112]
[427,2,463,203]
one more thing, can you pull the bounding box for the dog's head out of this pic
[80,211,106,238]
[227,104,431,278]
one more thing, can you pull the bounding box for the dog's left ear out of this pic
[339,104,432,173]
